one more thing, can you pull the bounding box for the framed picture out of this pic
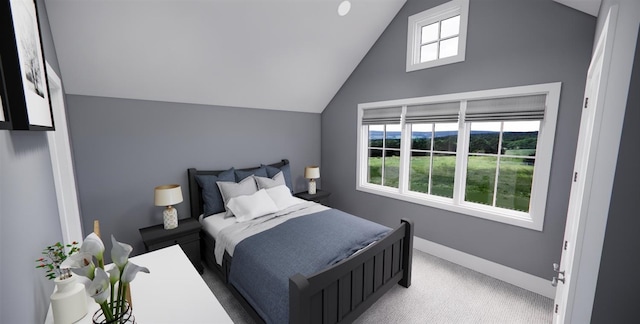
[0,0,54,131]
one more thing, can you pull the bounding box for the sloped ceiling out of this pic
[45,0,406,113]
[553,0,601,16]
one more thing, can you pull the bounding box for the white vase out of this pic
[51,274,87,324]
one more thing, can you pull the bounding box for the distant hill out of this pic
[368,130,538,155]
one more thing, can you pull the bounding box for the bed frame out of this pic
[187,160,413,324]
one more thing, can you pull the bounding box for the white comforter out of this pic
[211,201,329,265]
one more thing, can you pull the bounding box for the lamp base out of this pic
[163,206,178,230]
[308,180,317,195]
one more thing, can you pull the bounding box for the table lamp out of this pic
[304,166,320,194]
[154,184,183,230]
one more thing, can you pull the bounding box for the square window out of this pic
[407,0,469,72]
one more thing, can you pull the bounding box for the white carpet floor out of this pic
[201,249,553,323]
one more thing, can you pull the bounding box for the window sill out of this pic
[356,183,542,231]
[406,53,465,72]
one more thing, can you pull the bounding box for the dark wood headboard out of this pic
[187,159,290,220]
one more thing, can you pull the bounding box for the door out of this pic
[552,7,617,324]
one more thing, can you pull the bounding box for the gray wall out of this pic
[591,25,640,323]
[0,1,64,323]
[66,95,321,258]
[321,0,596,279]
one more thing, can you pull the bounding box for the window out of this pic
[406,0,469,72]
[357,83,561,231]
[362,107,402,188]
[465,120,540,212]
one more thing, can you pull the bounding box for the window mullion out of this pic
[398,106,410,194]
[492,122,505,207]
[436,22,442,59]
[440,35,459,42]
[381,126,386,186]
[428,123,435,195]
[453,100,468,205]
[360,125,367,187]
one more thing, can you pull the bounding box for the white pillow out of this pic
[265,185,303,210]
[226,189,279,223]
[255,171,285,189]
[217,176,258,217]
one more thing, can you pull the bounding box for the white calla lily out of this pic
[88,268,111,304]
[111,235,133,270]
[121,261,150,284]
[64,233,147,322]
[80,232,105,260]
[60,252,96,280]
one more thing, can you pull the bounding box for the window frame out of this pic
[356,82,562,231]
[406,0,470,72]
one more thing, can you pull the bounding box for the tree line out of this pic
[369,132,537,157]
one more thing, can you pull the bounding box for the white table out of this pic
[45,245,233,323]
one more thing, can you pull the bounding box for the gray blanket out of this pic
[228,209,391,324]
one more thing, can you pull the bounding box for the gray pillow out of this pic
[255,171,285,190]
[195,168,235,217]
[263,163,293,193]
[217,176,258,217]
[235,166,268,182]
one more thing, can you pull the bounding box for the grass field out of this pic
[368,155,534,212]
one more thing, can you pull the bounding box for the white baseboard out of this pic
[413,236,556,299]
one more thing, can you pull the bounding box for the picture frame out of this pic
[0,54,12,130]
[0,0,54,131]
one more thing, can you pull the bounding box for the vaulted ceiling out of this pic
[45,0,407,113]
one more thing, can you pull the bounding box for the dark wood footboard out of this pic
[289,218,413,324]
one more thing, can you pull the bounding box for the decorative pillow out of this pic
[195,168,235,217]
[263,163,293,193]
[235,166,268,182]
[226,189,279,223]
[217,176,258,217]
[255,171,285,190]
[265,185,303,210]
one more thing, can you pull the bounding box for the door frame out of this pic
[46,62,84,245]
[555,5,630,323]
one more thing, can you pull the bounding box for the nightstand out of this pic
[139,217,203,273]
[295,189,331,205]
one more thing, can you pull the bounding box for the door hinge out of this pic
[564,240,568,250]
[574,172,578,182]
[555,304,559,313]
[584,97,589,109]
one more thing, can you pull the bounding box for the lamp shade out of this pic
[154,184,183,206]
[304,166,320,179]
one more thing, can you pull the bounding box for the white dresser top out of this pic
[45,245,233,324]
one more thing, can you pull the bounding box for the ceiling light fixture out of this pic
[338,0,351,16]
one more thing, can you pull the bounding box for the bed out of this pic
[187,159,413,324]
